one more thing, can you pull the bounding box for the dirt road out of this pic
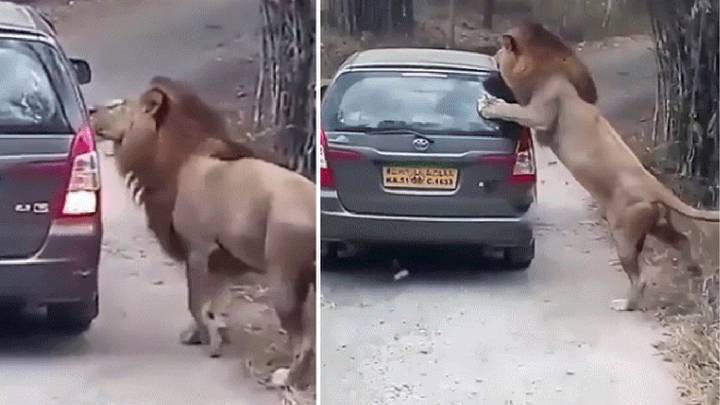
[0,1,282,404]
[321,37,683,405]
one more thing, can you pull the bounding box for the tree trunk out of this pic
[601,0,613,28]
[325,0,415,36]
[448,0,455,48]
[253,0,316,181]
[483,0,494,30]
[647,0,719,207]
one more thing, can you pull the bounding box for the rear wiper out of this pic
[334,126,372,132]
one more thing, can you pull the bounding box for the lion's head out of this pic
[494,21,598,105]
[90,95,161,177]
[90,76,255,183]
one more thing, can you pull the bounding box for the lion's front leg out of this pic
[180,249,213,346]
[180,259,210,346]
[478,94,556,132]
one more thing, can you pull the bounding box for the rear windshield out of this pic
[0,38,76,134]
[322,69,516,135]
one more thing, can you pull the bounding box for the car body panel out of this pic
[321,48,535,248]
[0,2,100,309]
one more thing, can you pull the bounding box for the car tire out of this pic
[47,297,98,333]
[504,241,535,270]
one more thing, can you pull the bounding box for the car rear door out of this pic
[322,68,527,218]
[0,37,84,258]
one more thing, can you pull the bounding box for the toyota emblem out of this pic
[412,138,430,152]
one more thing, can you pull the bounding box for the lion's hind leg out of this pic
[607,202,660,311]
[650,212,702,276]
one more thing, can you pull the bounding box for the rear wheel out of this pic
[47,297,98,333]
[504,241,535,270]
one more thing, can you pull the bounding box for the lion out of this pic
[91,77,256,346]
[478,21,719,311]
[90,77,315,369]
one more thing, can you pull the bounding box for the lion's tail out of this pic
[655,182,720,222]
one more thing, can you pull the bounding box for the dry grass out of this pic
[656,272,719,405]
[629,126,720,405]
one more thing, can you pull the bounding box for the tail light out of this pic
[56,125,101,218]
[320,129,335,189]
[510,127,536,184]
[320,129,364,189]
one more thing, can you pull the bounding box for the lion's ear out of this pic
[140,88,167,118]
[502,34,518,54]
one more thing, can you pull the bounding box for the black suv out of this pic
[0,2,101,331]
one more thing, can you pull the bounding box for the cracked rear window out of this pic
[0,39,73,134]
[322,70,517,135]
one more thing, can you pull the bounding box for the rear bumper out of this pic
[0,218,101,306]
[321,189,533,246]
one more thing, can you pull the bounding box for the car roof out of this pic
[341,48,497,72]
[0,2,54,37]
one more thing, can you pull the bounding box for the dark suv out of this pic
[321,48,536,268]
[0,2,101,330]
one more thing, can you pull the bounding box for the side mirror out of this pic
[70,58,92,85]
[320,78,331,101]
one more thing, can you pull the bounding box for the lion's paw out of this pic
[477,94,504,119]
[270,368,290,388]
[179,322,209,345]
[610,298,632,311]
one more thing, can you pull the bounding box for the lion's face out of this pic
[493,28,535,105]
[90,93,163,174]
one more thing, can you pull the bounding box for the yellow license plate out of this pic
[382,166,458,190]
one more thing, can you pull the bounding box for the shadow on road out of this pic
[0,309,89,357]
[322,245,531,286]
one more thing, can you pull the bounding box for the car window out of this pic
[0,39,74,134]
[322,70,511,135]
